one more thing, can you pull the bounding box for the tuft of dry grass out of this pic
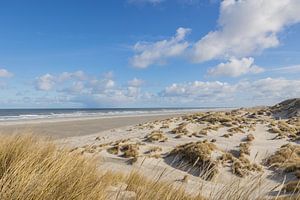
[267,144,300,170]
[169,141,219,180]
[222,133,233,138]
[171,124,189,135]
[198,129,208,135]
[146,146,162,153]
[144,146,163,159]
[239,142,251,155]
[228,127,245,134]
[268,127,282,134]
[199,113,232,124]
[121,144,139,159]
[160,124,170,129]
[145,130,168,142]
[232,155,262,177]
[245,134,255,142]
[107,146,119,155]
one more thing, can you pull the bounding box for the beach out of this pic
[55,100,299,198]
[0,109,207,138]
[0,100,299,198]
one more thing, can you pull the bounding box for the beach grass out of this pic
[0,134,299,200]
[0,134,204,200]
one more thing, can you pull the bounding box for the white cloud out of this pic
[32,72,300,107]
[128,78,144,87]
[35,74,55,91]
[161,77,300,106]
[58,70,86,82]
[34,71,150,107]
[131,27,191,68]
[88,78,115,93]
[239,77,300,101]
[208,57,264,77]
[162,80,236,103]
[0,69,13,78]
[269,64,300,73]
[60,81,85,94]
[35,71,86,91]
[192,0,300,62]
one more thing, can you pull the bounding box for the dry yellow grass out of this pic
[267,144,300,169]
[0,134,110,200]
[199,112,232,124]
[232,155,262,177]
[245,134,255,142]
[239,142,251,155]
[121,144,139,158]
[169,141,218,180]
[228,127,245,134]
[107,145,120,155]
[145,130,168,142]
[125,171,204,200]
[0,134,207,200]
[171,124,189,135]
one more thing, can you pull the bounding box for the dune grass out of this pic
[0,134,204,200]
[1,134,299,200]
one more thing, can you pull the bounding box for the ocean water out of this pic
[0,108,214,121]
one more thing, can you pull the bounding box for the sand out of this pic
[0,113,187,138]
[57,107,300,198]
[1,107,299,198]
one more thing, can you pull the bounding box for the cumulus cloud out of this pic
[60,81,85,94]
[161,77,300,106]
[0,69,13,78]
[162,80,236,103]
[129,0,300,75]
[35,74,55,91]
[58,71,86,82]
[131,27,191,68]
[191,0,300,62]
[128,78,144,87]
[208,57,264,77]
[88,78,115,93]
[33,72,300,107]
[239,77,300,101]
[34,71,151,107]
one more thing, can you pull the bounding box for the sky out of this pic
[0,0,300,108]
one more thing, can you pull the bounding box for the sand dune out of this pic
[271,98,300,118]
[59,99,300,198]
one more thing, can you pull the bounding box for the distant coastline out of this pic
[0,107,230,122]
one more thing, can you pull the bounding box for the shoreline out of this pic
[0,108,227,126]
[0,112,191,139]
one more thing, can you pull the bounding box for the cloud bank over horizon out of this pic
[20,70,300,107]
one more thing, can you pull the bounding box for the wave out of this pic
[0,108,211,122]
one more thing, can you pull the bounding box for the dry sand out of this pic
[1,107,299,198]
[57,107,300,198]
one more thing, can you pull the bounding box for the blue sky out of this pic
[0,0,300,108]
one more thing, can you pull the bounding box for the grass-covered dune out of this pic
[0,134,204,200]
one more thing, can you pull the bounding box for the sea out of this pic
[0,108,219,122]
